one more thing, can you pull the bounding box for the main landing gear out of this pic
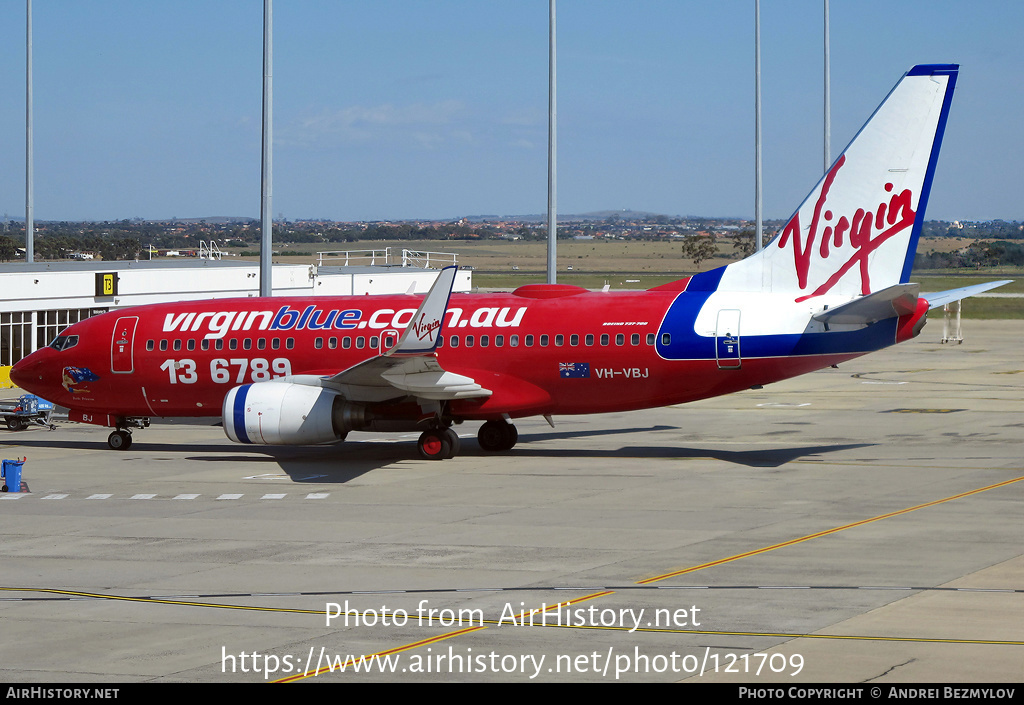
[477,419,518,453]
[417,427,462,460]
[416,419,519,460]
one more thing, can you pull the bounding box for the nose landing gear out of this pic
[107,430,133,450]
[105,417,149,451]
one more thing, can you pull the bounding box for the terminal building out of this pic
[0,253,470,385]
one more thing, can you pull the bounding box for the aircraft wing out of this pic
[318,265,492,403]
[920,280,1013,309]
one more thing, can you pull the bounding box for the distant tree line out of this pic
[915,241,1024,269]
[0,218,1020,263]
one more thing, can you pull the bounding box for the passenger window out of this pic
[370,336,380,349]
[186,339,196,351]
[228,339,238,351]
[647,334,655,345]
[616,334,624,346]
[601,334,609,346]
[201,339,210,351]
[272,338,281,350]
[328,337,337,349]
[570,334,579,346]
[510,335,519,347]
[286,338,295,350]
[585,334,594,346]
[315,337,324,349]
[540,334,548,346]
[661,333,671,346]
[525,335,534,347]
[159,340,168,351]
[243,338,252,351]
[257,338,267,350]
[342,337,351,349]
[555,334,564,347]
[146,340,155,352]
[480,335,489,348]
[495,335,504,347]
[215,339,224,351]
[631,334,640,346]
[173,339,182,351]
[450,336,459,348]
[465,335,474,347]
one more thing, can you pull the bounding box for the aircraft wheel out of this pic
[478,420,517,452]
[443,428,461,459]
[417,429,451,461]
[108,430,133,451]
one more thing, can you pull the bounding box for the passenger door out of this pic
[715,309,741,369]
[110,316,138,373]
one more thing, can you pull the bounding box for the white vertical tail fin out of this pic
[718,64,958,300]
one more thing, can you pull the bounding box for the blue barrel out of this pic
[1,458,25,493]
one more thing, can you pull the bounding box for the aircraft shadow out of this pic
[508,440,874,468]
[2,428,874,483]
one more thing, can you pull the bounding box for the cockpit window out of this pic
[50,335,79,352]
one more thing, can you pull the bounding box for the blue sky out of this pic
[1,1,1021,222]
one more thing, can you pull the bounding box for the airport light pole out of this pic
[26,0,34,263]
[260,0,273,296]
[546,0,557,284]
[754,0,762,252]
[824,0,831,173]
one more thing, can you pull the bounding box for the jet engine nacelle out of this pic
[222,382,369,445]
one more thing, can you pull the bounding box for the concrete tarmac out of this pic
[0,320,1021,683]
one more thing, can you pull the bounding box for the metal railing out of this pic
[316,248,391,266]
[315,248,458,269]
[400,249,458,268]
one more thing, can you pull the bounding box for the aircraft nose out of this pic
[10,353,44,392]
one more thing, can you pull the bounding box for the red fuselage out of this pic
[10,283,859,428]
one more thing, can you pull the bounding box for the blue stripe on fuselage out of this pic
[655,266,899,360]
[232,384,251,444]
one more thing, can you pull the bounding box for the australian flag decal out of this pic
[559,362,590,378]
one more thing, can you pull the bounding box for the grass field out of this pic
[255,237,1023,318]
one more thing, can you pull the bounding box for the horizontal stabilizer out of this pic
[922,280,1013,309]
[813,284,920,324]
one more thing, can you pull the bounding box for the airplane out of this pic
[10,64,1010,459]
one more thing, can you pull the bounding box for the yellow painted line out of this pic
[0,587,323,615]
[274,591,613,683]
[9,476,1022,681]
[275,624,488,683]
[638,474,1024,584]
[483,621,1023,646]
